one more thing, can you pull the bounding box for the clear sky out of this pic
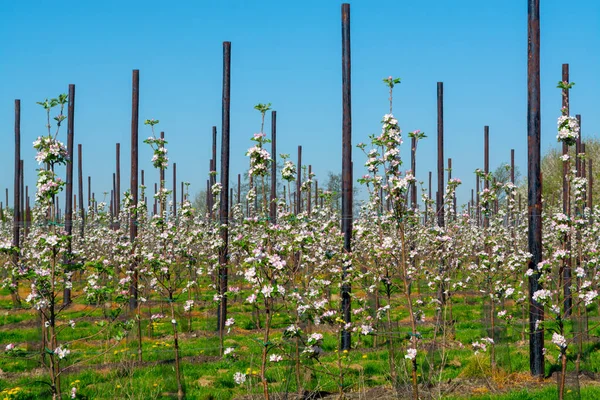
[1,0,599,209]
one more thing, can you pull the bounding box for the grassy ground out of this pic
[1,286,600,399]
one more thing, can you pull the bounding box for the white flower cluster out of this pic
[246,144,271,177]
[404,348,417,360]
[282,160,297,182]
[579,290,598,306]
[532,289,552,304]
[233,371,247,385]
[55,346,70,359]
[33,135,68,165]
[557,115,579,145]
[552,332,567,349]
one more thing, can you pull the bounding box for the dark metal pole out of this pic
[208,159,214,217]
[78,144,84,237]
[12,100,21,307]
[173,163,177,217]
[589,160,593,211]
[26,196,30,230]
[471,189,474,219]
[217,41,231,332]
[484,126,490,228]
[437,82,444,227]
[308,165,312,214]
[129,69,139,310]
[237,173,241,205]
[20,160,24,222]
[112,174,116,220]
[270,111,277,223]
[341,2,352,350]
[63,84,75,305]
[297,145,302,214]
[527,0,544,376]
[511,149,515,184]
[476,175,480,226]
[212,126,217,187]
[88,176,91,208]
[116,143,121,218]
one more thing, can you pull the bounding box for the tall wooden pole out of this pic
[116,143,121,219]
[20,160,24,223]
[129,69,140,310]
[212,126,217,188]
[112,174,117,221]
[12,100,21,307]
[527,0,544,376]
[484,126,490,228]
[217,41,231,333]
[237,174,241,205]
[78,144,84,237]
[296,145,302,214]
[270,111,277,223]
[308,165,312,214]
[437,82,444,227]
[63,84,75,305]
[154,183,158,215]
[173,163,177,217]
[341,3,352,350]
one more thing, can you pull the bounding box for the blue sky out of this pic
[1,0,599,209]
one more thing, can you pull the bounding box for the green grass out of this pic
[2,285,600,399]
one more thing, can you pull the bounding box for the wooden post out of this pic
[341,3,352,350]
[129,69,140,310]
[527,0,544,376]
[12,100,21,307]
[78,144,84,237]
[63,84,75,305]
[217,41,231,334]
